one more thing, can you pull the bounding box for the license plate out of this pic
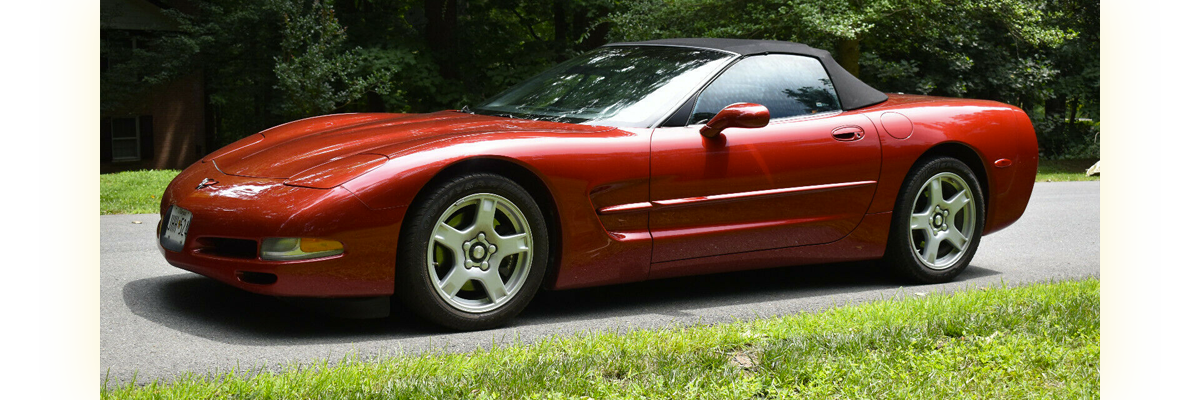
[160,206,193,252]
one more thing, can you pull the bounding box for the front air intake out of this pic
[194,237,258,259]
[236,271,278,285]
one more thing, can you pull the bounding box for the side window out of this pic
[689,55,841,125]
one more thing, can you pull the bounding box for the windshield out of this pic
[473,46,734,127]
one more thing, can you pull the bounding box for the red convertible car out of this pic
[159,38,1038,330]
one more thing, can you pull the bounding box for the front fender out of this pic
[340,146,473,211]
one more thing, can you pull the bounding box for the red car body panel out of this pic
[159,160,404,297]
[159,93,1036,297]
[854,95,1039,234]
[647,112,882,263]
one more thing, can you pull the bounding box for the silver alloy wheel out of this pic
[427,193,534,313]
[908,172,976,270]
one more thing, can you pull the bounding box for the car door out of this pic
[648,54,882,263]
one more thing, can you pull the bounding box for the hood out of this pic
[212,111,612,179]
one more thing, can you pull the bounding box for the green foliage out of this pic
[101,0,1097,158]
[150,0,292,144]
[1034,116,1100,159]
[608,0,784,42]
[273,0,393,118]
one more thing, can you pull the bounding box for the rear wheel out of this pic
[884,157,985,283]
[396,173,548,330]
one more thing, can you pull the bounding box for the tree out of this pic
[101,0,1096,157]
[273,0,393,119]
[103,0,396,144]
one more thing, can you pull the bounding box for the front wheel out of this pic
[883,157,985,283]
[395,173,549,330]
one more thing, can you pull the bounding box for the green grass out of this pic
[100,170,180,215]
[1036,158,1100,182]
[102,279,1099,399]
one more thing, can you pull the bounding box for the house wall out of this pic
[101,70,206,173]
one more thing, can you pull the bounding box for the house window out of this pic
[111,117,140,161]
[102,115,152,163]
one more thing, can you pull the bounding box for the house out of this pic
[101,0,207,172]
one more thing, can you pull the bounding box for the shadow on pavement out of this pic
[123,262,999,345]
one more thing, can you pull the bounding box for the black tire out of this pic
[883,156,985,283]
[395,173,549,330]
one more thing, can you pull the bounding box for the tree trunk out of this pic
[425,0,458,79]
[554,0,567,45]
[1067,97,1079,137]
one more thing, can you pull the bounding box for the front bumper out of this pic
[158,161,407,297]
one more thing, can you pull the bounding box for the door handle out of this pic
[832,126,864,141]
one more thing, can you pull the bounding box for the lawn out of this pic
[102,278,1099,399]
[1036,158,1100,182]
[100,169,180,215]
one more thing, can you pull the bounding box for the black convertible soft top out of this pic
[605,38,889,111]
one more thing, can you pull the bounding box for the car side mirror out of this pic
[699,103,770,138]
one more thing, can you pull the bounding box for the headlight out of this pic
[261,237,344,261]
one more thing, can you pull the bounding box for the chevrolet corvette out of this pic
[158,38,1038,330]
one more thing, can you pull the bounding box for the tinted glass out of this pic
[689,55,840,125]
[112,117,137,139]
[475,46,734,127]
